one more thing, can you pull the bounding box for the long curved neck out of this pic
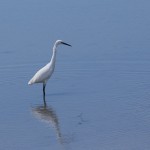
[50,45,57,65]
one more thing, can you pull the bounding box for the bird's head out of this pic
[55,40,72,47]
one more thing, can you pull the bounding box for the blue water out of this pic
[0,0,150,149]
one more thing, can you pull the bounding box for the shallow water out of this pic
[0,0,150,150]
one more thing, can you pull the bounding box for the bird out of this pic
[28,40,71,99]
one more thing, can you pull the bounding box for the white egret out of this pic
[28,40,71,98]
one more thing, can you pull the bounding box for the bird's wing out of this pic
[28,63,52,84]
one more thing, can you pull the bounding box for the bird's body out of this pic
[28,62,53,84]
[28,40,71,99]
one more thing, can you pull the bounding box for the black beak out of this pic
[61,42,72,47]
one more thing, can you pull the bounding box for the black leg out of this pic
[43,83,46,97]
[43,94,47,107]
[43,83,46,106]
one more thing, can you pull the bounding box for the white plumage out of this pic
[28,40,71,97]
[28,63,53,84]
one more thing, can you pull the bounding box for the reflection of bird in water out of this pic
[32,104,63,144]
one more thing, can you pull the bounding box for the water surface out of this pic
[0,0,150,150]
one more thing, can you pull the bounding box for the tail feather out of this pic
[28,79,33,85]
